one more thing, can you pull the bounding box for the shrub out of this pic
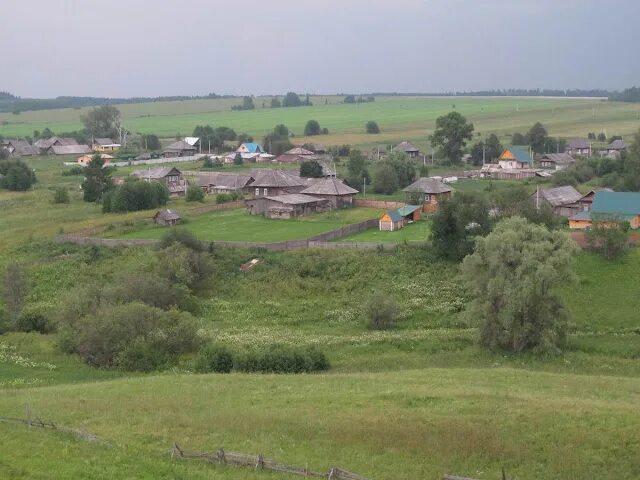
[365,293,398,330]
[15,310,53,334]
[304,120,321,136]
[158,229,203,252]
[216,193,232,204]
[236,345,330,373]
[365,121,380,134]
[52,187,70,204]
[186,184,205,202]
[103,180,168,213]
[61,166,85,176]
[194,344,234,373]
[0,159,36,191]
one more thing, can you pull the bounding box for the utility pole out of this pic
[482,145,486,166]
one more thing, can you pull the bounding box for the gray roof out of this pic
[265,193,325,205]
[164,140,197,152]
[6,139,39,156]
[567,138,590,149]
[94,137,117,146]
[197,172,253,189]
[155,209,181,221]
[403,177,452,194]
[131,167,182,180]
[396,141,419,153]
[285,147,315,155]
[250,170,305,188]
[50,144,92,155]
[34,137,60,150]
[540,153,575,165]
[607,139,626,150]
[57,137,79,146]
[537,186,583,207]
[300,178,359,196]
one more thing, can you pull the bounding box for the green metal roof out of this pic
[569,211,591,221]
[504,145,532,163]
[384,209,404,222]
[397,205,420,216]
[592,192,640,218]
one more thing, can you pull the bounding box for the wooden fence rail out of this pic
[170,443,371,479]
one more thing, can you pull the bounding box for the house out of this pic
[539,153,575,170]
[2,139,39,156]
[196,173,254,194]
[498,146,532,169]
[77,153,114,166]
[379,205,421,231]
[154,209,182,226]
[299,177,359,208]
[576,188,614,211]
[402,177,453,213]
[183,137,201,149]
[35,137,80,154]
[530,186,583,217]
[245,194,330,219]
[566,138,592,157]
[92,138,121,152]
[275,147,315,163]
[163,140,197,158]
[131,167,186,197]
[395,141,420,158]
[606,139,627,155]
[237,143,264,154]
[48,144,92,155]
[570,191,640,230]
[248,170,305,197]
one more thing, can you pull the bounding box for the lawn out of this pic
[108,207,382,242]
[337,218,430,243]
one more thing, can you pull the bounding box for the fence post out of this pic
[217,448,226,464]
[255,454,264,470]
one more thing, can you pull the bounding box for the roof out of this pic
[164,140,197,152]
[250,169,304,188]
[402,177,453,194]
[607,139,626,150]
[57,137,79,146]
[238,143,263,153]
[285,147,314,156]
[135,152,152,160]
[183,137,200,146]
[540,153,575,165]
[34,137,60,150]
[397,205,421,216]
[382,209,404,222]
[264,193,324,205]
[300,178,359,196]
[93,138,118,146]
[570,211,591,221]
[536,186,583,207]
[568,138,590,149]
[155,209,181,221]
[396,141,419,153]
[78,154,113,161]
[499,146,531,163]
[197,172,253,189]
[131,167,182,180]
[6,139,39,156]
[50,144,92,155]
[592,191,640,218]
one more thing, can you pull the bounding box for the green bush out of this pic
[235,345,330,374]
[103,180,168,213]
[365,120,380,134]
[216,193,232,204]
[158,229,203,252]
[366,292,398,330]
[61,166,85,176]
[186,184,205,202]
[194,344,234,373]
[15,310,53,334]
[52,187,70,204]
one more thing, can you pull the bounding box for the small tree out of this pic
[430,111,474,164]
[366,292,398,330]
[233,152,243,165]
[365,121,380,134]
[526,122,549,154]
[82,154,112,202]
[300,160,323,178]
[304,120,321,136]
[344,95,356,104]
[587,219,630,259]
[52,186,70,204]
[372,162,399,194]
[597,132,607,142]
[0,159,37,191]
[2,262,27,326]
[186,184,205,203]
[282,92,302,107]
[270,97,281,108]
[461,217,577,353]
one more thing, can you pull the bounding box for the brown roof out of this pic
[540,153,575,165]
[154,209,181,221]
[285,147,314,156]
[607,139,626,150]
[250,170,304,188]
[131,167,182,180]
[94,137,118,146]
[50,144,92,155]
[567,138,590,149]
[536,186,583,207]
[300,178,359,196]
[197,172,254,189]
[6,139,39,156]
[264,194,325,205]
[403,177,452,194]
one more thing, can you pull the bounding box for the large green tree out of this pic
[82,154,113,202]
[81,105,121,139]
[430,111,474,164]
[460,216,577,353]
[372,162,399,194]
[526,122,549,154]
[304,120,321,136]
[0,159,36,191]
[300,160,323,178]
[346,149,369,188]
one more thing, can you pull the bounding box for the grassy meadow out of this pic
[2,96,640,150]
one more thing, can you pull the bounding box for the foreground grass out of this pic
[0,368,639,480]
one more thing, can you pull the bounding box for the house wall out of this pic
[252,186,304,197]
[569,219,592,230]
[421,191,451,213]
[379,216,403,231]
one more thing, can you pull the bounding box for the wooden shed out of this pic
[245,194,330,219]
[530,186,583,217]
[299,178,359,208]
[379,205,421,231]
[154,209,181,226]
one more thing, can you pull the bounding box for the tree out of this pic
[81,154,113,202]
[300,160,323,178]
[81,105,121,139]
[430,111,474,164]
[346,149,369,187]
[365,292,398,330]
[242,96,255,110]
[263,125,293,156]
[526,122,549,154]
[2,262,27,326]
[460,217,577,353]
[431,192,492,261]
[0,159,36,191]
[186,184,205,203]
[597,132,607,142]
[344,95,356,104]
[270,97,281,108]
[365,121,380,134]
[304,120,321,136]
[142,134,161,150]
[102,180,168,213]
[52,186,70,204]
[282,92,302,107]
[485,133,503,161]
[385,151,416,188]
[588,219,630,259]
[233,152,243,165]
[372,162,399,194]
[512,132,526,144]
[470,141,486,166]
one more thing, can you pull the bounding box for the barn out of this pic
[245,194,330,219]
[402,177,453,213]
[299,178,359,208]
[154,209,182,226]
[379,205,421,231]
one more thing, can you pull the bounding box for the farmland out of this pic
[2,96,640,151]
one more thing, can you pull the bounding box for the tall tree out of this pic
[430,111,474,164]
[282,92,302,107]
[512,132,526,145]
[82,154,113,202]
[304,120,321,136]
[299,160,323,178]
[346,149,369,187]
[461,217,577,353]
[526,122,549,154]
[372,162,399,194]
[2,262,27,325]
[81,105,121,139]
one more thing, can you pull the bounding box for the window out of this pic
[255,188,259,196]
[424,194,431,202]
[263,188,268,196]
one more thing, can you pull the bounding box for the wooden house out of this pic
[48,144,92,155]
[379,205,421,231]
[248,170,305,197]
[154,209,181,226]
[570,191,640,229]
[92,138,121,152]
[237,143,264,154]
[402,177,453,213]
[131,167,186,197]
[245,194,330,219]
[530,186,583,217]
[498,146,533,169]
[539,153,575,170]
[566,138,592,157]
[2,139,39,156]
[77,153,114,166]
[395,141,420,158]
[275,147,315,163]
[299,178,359,208]
[576,188,614,211]
[163,140,197,158]
[196,173,254,194]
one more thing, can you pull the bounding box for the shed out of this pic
[395,141,420,158]
[566,138,592,157]
[77,153,114,166]
[163,140,197,157]
[531,186,583,217]
[154,209,182,226]
[591,191,640,229]
[300,177,359,208]
[539,153,575,170]
[93,138,121,152]
[245,193,330,218]
[379,205,421,231]
[402,177,453,213]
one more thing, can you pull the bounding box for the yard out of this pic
[107,207,382,242]
[336,218,430,243]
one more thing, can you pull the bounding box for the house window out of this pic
[255,188,259,196]
[424,194,431,202]
[263,188,268,196]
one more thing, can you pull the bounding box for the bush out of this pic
[236,345,330,373]
[194,344,234,373]
[61,166,85,176]
[365,121,380,134]
[0,159,36,191]
[186,184,205,202]
[103,180,168,213]
[365,293,398,330]
[304,120,321,136]
[15,310,53,334]
[216,193,232,204]
[158,229,203,252]
[52,187,70,204]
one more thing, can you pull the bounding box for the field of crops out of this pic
[2,96,640,150]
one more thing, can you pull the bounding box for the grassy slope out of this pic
[2,96,639,150]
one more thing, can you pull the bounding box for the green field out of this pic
[2,96,640,150]
[107,207,382,242]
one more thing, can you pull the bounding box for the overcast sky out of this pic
[2,0,639,98]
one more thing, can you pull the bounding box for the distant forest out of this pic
[1,86,638,113]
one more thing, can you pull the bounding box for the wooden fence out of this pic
[353,199,405,209]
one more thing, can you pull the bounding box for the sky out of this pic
[1,0,639,98]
